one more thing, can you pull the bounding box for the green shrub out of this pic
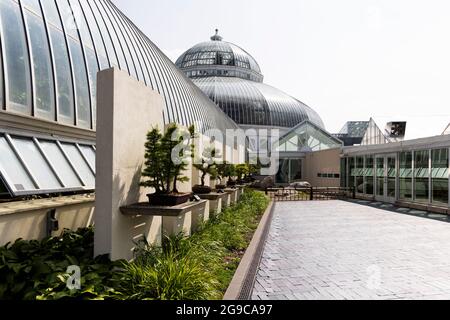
[0,227,124,300]
[119,235,217,300]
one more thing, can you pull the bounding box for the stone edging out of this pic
[223,201,275,300]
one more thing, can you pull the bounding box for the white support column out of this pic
[95,68,165,261]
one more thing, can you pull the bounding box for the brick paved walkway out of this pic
[252,200,450,300]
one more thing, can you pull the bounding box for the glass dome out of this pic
[177,30,325,130]
[176,30,264,83]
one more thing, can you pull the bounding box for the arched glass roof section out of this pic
[193,77,325,129]
[175,30,264,83]
[0,0,238,133]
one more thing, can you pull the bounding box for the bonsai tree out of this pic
[235,164,250,183]
[192,146,221,194]
[213,162,229,189]
[140,124,194,205]
[224,163,237,187]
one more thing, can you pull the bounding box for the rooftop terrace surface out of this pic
[252,200,450,300]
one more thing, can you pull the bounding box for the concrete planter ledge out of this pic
[120,200,209,238]
[0,194,95,217]
[197,193,222,201]
[120,200,208,217]
[224,201,275,300]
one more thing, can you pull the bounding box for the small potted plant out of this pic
[213,162,229,190]
[235,164,250,184]
[192,146,221,195]
[140,124,194,206]
[225,163,237,188]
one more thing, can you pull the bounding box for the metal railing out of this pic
[265,187,356,202]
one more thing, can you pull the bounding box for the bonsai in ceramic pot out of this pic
[224,163,237,188]
[192,147,221,195]
[140,124,195,206]
[213,162,229,190]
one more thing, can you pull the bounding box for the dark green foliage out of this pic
[0,227,125,300]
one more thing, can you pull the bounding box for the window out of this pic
[348,157,355,189]
[0,135,36,193]
[399,152,412,200]
[0,133,95,197]
[49,27,75,124]
[356,157,364,193]
[432,149,448,205]
[12,137,62,190]
[60,143,95,187]
[25,11,55,121]
[68,39,91,129]
[365,156,374,196]
[340,158,347,188]
[39,140,83,188]
[0,0,32,113]
[414,150,429,203]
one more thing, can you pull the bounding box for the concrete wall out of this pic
[0,197,94,246]
[95,67,165,261]
[304,148,341,188]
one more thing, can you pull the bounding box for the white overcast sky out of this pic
[113,0,450,139]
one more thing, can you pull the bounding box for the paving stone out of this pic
[251,201,450,300]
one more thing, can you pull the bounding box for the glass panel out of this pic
[41,0,62,28]
[365,156,374,196]
[79,144,95,172]
[39,140,82,188]
[376,157,384,197]
[0,136,36,192]
[399,152,413,200]
[21,0,41,15]
[432,149,448,205]
[85,0,118,67]
[387,156,396,198]
[78,0,109,69]
[289,159,302,182]
[340,158,347,188]
[26,11,55,121]
[49,26,74,124]
[85,47,98,127]
[276,159,289,184]
[68,38,91,129]
[414,150,429,203]
[12,137,62,190]
[60,143,94,187]
[0,0,32,113]
[355,156,364,193]
[348,157,355,189]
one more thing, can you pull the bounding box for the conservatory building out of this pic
[176,30,325,151]
[0,0,241,245]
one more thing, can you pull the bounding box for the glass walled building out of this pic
[341,135,450,210]
[0,0,239,199]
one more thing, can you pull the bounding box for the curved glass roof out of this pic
[0,0,237,133]
[193,77,325,129]
[177,30,325,130]
[176,30,264,83]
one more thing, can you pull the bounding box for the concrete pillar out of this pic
[95,68,165,261]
